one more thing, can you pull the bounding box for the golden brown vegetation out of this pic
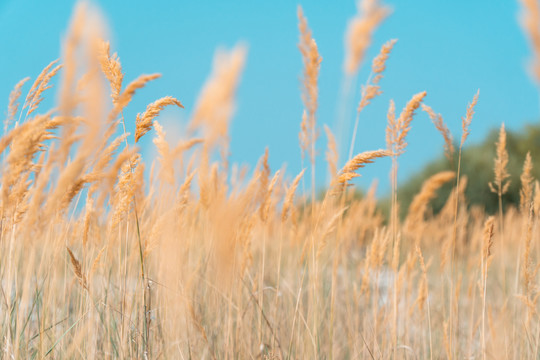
[2,1,540,359]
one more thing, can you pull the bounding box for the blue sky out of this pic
[0,0,538,196]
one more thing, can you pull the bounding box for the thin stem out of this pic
[347,71,373,162]
[119,111,149,356]
[498,190,506,291]
[450,146,463,360]
[391,156,399,356]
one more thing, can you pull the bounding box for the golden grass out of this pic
[344,0,391,75]
[520,0,540,83]
[135,96,183,143]
[2,2,540,360]
[422,103,454,164]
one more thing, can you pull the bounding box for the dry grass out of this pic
[2,2,540,360]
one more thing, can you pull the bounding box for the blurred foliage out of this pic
[393,122,540,218]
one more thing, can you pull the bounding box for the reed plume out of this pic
[59,2,85,117]
[189,44,247,151]
[113,74,161,118]
[386,91,427,156]
[97,40,124,104]
[415,244,429,312]
[337,149,390,186]
[385,91,426,354]
[324,125,338,179]
[256,148,271,215]
[480,216,495,360]
[344,0,391,75]
[317,206,349,259]
[489,123,510,254]
[66,247,88,291]
[135,96,183,143]
[348,39,396,160]
[260,170,280,223]
[282,169,305,221]
[298,6,322,204]
[357,39,397,112]
[521,204,538,324]
[405,171,455,235]
[23,60,63,119]
[152,120,174,184]
[519,0,540,84]
[489,123,510,196]
[372,39,397,78]
[24,60,59,111]
[481,216,495,280]
[520,152,534,214]
[422,104,454,163]
[5,77,30,130]
[460,90,479,147]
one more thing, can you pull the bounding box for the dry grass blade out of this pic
[385,99,396,151]
[45,156,87,215]
[480,216,495,359]
[177,170,196,208]
[356,84,381,113]
[66,247,88,291]
[342,149,390,173]
[5,77,30,129]
[90,246,107,276]
[534,180,540,216]
[260,170,280,222]
[24,59,59,109]
[316,206,348,259]
[482,216,495,268]
[97,39,124,104]
[1,114,52,210]
[344,0,391,74]
[93,133,129,178]
[172,138,204,157]
[324,125,338,178]
[347,26,396,164]
[26,62,63,117]
[415,244,429,311]
[489,123,510,195]
[299,110,309,158]
[282,169,305,221]
[386,91,427,156]
[354,39,396,114]
[152,120,175,184]
[520,152,534,214]
[519,0,540,84]
[405,171,455,234]
[189,44,246,150]
[135,96,184,142]
[372,39,397,78]
[298,6,322,120]
[112,74,161,118]
[522,203,535,297]
[298,6,321,206]
[520,203,540,326]
[337,149,390,187]
[460,90,479,147]
[422,104,454,163]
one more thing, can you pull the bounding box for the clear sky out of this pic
[1,0,538,196]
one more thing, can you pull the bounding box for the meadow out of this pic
[1,0,540,359]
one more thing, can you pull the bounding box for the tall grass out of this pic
[2,1,540,359]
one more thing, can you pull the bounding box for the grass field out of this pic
[2,1,540,359]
